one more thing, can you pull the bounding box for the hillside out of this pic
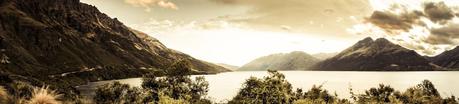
[431,46,459,69]
[238,51,319,71]
[0,0,229,86]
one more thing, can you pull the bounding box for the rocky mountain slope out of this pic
[0,0,229,82]
[431,46,459,69]
[238,51,320,71]
[311,37,438,71]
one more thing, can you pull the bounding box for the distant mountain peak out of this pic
[238,51,319,71]
[360,37,374,43]
[374,38,390,43]
[432,46,459,69]
[311,37,436,71]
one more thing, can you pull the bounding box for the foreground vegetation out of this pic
[229,70,458,104]
[1,63,458,104]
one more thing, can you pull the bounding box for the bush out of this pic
[140,60,211,104]
[94,81,143,104]
[352,80,458,104]
[228,70,295,104]
[294,85,350,104]
[93,60,211,104]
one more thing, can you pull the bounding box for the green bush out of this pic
[229,71,457,104]
[294,85,350,104]
[228,70,295,104]
[94,81,143,104]
[352,80,458,104]
[93,60,211,104]
[140,60,211,103]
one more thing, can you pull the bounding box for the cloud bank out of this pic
[124,0,178,11]
[352,1,459,56]
[209,0,373,39]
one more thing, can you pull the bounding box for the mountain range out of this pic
[238,37,456,71]
[238,51,320,71]
[310,37,439,71]
[0,0,229,86]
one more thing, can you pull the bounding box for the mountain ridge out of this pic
[238,51,320,71]
[0,0,229,84]
[431,46,459,69]
[311,37,438,71]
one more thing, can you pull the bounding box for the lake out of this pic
[76,71,459,103]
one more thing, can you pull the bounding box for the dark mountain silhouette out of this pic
[311,37,438,71]
[431,46,459,69]
[238,51,319,71]
[0,0,229,83]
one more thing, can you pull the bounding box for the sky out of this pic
[81,0,459,66]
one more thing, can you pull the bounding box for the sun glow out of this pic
[132,20,352,66]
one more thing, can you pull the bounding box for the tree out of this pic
[229,70,295,104]
[94,81,143,104]
[140,60,211,104]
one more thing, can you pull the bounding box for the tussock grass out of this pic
[28,86,62,104]
[0,86,9,104]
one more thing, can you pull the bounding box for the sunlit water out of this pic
[76,71,459,103]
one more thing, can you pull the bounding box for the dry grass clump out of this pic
[0,86,9,104]
[27,86,62,104]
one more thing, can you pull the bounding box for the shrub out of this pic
[28,86,61,104]
[10,81,35,99]
[93,60,211,104]
[158,92,189,104]
[294,85,349,104]
[94,81,143,104]
[352,80,458,104]
[228,70,295,104]
[353,84,396,103]
[140,60,211,104]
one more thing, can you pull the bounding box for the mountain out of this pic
[312,52,338,60]
[216,63,239,70]
[311,37,438,71]
[238,51,320,71]
[431,46,459,69]
[0,0,229,84]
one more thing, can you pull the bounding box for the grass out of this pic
[28,86,62,104]
[0,86,9,104]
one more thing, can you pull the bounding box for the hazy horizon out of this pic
[81,0,459,66]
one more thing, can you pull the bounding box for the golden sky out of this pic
[81,0,459,66]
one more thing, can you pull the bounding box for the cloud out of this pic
[354,1,459,56]
[124,0,178,11]
[365,10,424,33]
[423,2,455,24]
[157,1,178,10]
[209,0,373,38]
[426,24,459,45]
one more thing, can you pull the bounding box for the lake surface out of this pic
[76,71,459,103]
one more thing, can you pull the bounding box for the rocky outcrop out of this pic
[311,37,438,71]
